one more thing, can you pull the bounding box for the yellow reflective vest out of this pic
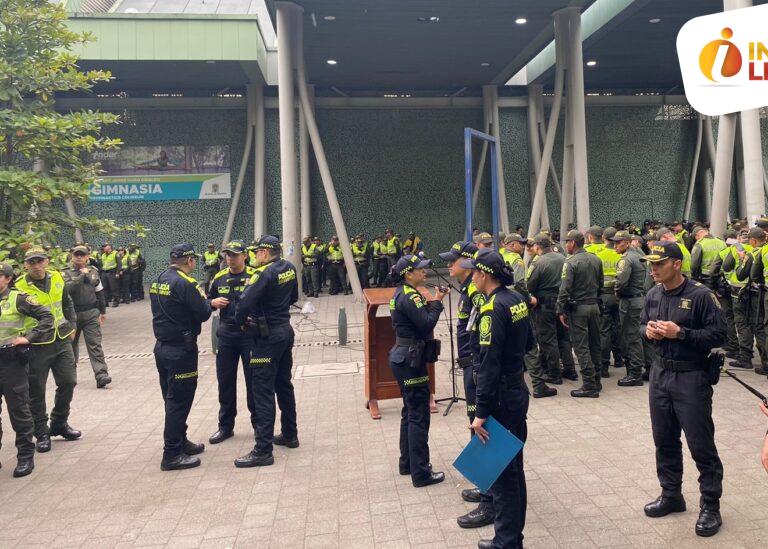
[14,271,74,343]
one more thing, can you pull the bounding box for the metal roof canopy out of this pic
[66,13,269,91]
[266,0,596,93]
[530,0,768,93]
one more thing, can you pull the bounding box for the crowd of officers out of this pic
[387,215,768,547]
[0,240,135,479]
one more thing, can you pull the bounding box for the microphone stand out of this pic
[428,269,464,416]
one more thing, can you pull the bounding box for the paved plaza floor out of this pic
[0,291,767,548]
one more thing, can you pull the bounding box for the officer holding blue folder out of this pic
[462,249,535,549]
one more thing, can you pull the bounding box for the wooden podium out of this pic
[363,287,437,419]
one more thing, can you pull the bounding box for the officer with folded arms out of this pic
[0,262,54,477]
[234,235,299,468]
[640,241,726,537]
[150,243,215,471]
[462,249,535,549]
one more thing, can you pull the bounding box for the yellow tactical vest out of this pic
[101,251,118,271]
[328,245,344,262]
[204,251,219,267]
[14,271,74,343]
[596,247,622,287]
[0,290,36,346]
[698,236,726,275]
[386,237,399,255]
[302,244,317,264]
[352,242,368,262]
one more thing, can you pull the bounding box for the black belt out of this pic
[330,260,344,264]
[573,298,599,305]
[618,294,645,300]
[456,355,473,369]
[655,357,703,372]
[220,321,242,333]
[102,269,116,273]
[472,370,525,389]
[74,305,99,313]
[396,336,422,346]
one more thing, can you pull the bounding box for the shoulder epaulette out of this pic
[480,294,496,313]
[176,270,199,285]
[213,268,229,281]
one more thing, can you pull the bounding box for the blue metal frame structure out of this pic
[464,127,500,248]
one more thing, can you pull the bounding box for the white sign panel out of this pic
[677,4,768,116]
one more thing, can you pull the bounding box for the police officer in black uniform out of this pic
[208,240,258,445]
[462,249,535,549]
[150,243,214,471]
[640,242,726,537]
[439,241,494,527]
[234,235,299,468]
[388,254,448,487]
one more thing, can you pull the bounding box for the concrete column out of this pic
[275,2,301,270]
[64,199,83,243]
[703,116,717,220]
[735,118,747,217]
[253,84,266,238]
[710,113,737,236]
[564,7,590,232]
[222,88,255,246]
[472,88,492,212]
[527,84,550,229]
[488,85,511,235]
[740,108,765,220]
[683,114,703,221]
[299,85,314,238]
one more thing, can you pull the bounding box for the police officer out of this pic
[499,234,528,296]
[640,241,726,537]
[0,261,54,477]
[439,241,494,527]
[99,243,120,307]
[596,227,623,377]
[127,243,145,301]
[585,226,605,255]
[721,229,754,369]
[202,243,221,295]
[234,235,299,468]
[301,236,320,297]
[150,243,213,471]
[403,231,423,256]
[371,236,383,287]
[62,245,111,389]
[326,236,348,295]
[383,229,402,286]
[690,226,726,288]
[208,241,258,445]
[351,234,370,290]
[462,249,534,549]
[558,230,604,398]
[657,228,692,278]
[116,246,131,304]
[736,227,768,375]
[313,237,327,289]
[610,231,646,386]
[386,254,447,487]
[15,247,81,453]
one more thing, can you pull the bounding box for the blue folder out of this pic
[452,416,524,492]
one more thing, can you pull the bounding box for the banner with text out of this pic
[89,145,231,201]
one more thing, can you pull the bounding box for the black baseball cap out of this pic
[533,233,551,247]
[641,241,684,263]
[564,230,584,244]
[170,243,198,259]
[609,230,632,242]
[255,235,281,250]
[747,227,766,240]
[222,240,247,254]
[439,241,478,262]
[394,254,432,277]
[460,248,507,277]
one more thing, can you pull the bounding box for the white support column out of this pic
[740,108,765,220]
[735,117,747,217]
[222,89,255,246]
[64,199,83,243]
[299,85,314,238]
[683,114,703,221]
[471,89,491,212]
[536,92,563,202]
[527,84,550,229]
[564,7,590,232]
[292,4,363,300]
[488,85,511,235]
[527,10,567,237]
[710,113,737,236]
[275,2,301,270]
[703,116,717,220]
[253,84,266,238]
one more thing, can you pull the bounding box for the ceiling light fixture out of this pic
[326,59,337,65]
[324,15,336,21]
[649,18,661,24]
[417,16,439,22]
[515,18,527,25]
[586,60,597,67]
[480,62,490,67]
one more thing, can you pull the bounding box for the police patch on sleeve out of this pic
[25,295,39,306]
[479,315,492,346]
[617,259,627,272]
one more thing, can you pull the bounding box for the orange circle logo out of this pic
[699,27,743,81]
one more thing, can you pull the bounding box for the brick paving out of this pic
[0,292,767,548]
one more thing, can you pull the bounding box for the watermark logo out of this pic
[678,4,768,116]
[699,27,742,82]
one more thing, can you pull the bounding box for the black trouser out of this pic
[533,304,561,378]
[618,296,644,378]
[249,325,297,455]
[753,290,768,368]
[599,292,622,373]
[216,333,256,434]
[384,255,399,287]
[101,270,119,304]
[355,262,369,289]
[649,363,723,509]
[204,267,218,295]
[390,346,431,482]
[0,354,35,460]
[461,359,476,420]
[376,258,389,287]
[130,269,144,300]
[118,271,131,303]
[718,292,738,353]
[327,262,346,294]
[489,384,529,549]
[154,341,198,461]
[556,317,575,372]
[302,264,319,295]
[731,288,754,364]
